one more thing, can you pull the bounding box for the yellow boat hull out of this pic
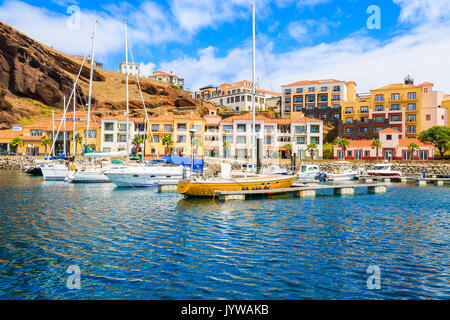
[177,176,297,197]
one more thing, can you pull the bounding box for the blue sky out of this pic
[1,0,450,93]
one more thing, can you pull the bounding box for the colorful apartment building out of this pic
[119,62,140,77]
[196,80,281,112]
[148,71,185,88]
[334,128,435,161]
[280,79,355,125]
[0,112,102,156]
[203,112,323,160]
[341,76,448,140]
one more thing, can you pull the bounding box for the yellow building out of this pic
[341,76,447,140]
[144,113,205,158]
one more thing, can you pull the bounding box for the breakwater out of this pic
[0,157,22,170]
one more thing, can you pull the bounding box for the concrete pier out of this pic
[334,187,355,196]
[157,182,178,192]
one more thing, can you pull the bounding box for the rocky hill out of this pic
[0,21,199,129]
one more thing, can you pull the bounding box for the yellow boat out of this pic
[177,175,297,197]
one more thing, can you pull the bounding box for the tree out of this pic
[306,143,318,159]
[223,140,231,158]
[334,137,350,159]
[323,142,334,159]
[132,136,144,156]
[74,134,83,155]
[283,143,293,159]
[407,143,419,160]
[419,126,450,160]
[40,138,52,154]
[10,137,23,153]
[193,137,202,157]
[162,135,174,156]
[371,139,383,160]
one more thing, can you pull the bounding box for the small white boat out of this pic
[42,162,69,181]
[367,162,402,178]
[65,164,111,184]
[263,165,290,175]
[328,162,357,181]
[104,163,184,187]
[296,164,321,182]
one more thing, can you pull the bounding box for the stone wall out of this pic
[0,156,22,170]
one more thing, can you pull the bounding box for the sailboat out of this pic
[177,3,297,197]
[104,21,184,188]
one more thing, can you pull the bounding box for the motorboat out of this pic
[65,162,111,184]
[296,164,321,182]
[263,165,290,175]
[327,162,357,181]
[177,163,297,197]
[42,161,69,181]
[367,162,402,178]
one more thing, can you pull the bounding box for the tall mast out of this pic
[52,109,55,157]
[63,96,66,155]
[124,21,130,164]
[251,1,257,167]
[85,20,97,153]
[73,82,77,158]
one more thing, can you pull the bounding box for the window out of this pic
[391,104,400,110]
[321,114,327,120]
[365,151,370,157]
[391,93,400,101]
[346,107,353,114]
[391,115,400,121]
[333,114,340,119]
[84,130,97,138]
[420,150,428,160]
[346,128,353,134]
[285,98,291,103]
[321,87,328,92]
[355,151,362,160]
[375,127,383,133]
[392,126,400,131]
[297,137,305,144]
[296,97,303,103]
[296,88,303,93]
[376,105,383,111]
[375,94,384,101]
[375,116,384,123]
[346,117,353,124]
[408,92,416,100]
[320,105,327,109]
[348,151,352,157]
[333,95,340,101]
[119,124,127,132]
[264,126,274,134]
[118,135,127,142]
[177,124,187,131]
[165,124,173,132]
[255,124,261,132]
[177,135,186,143]
[408,104,416,111]
[104,134,113,142]
[230,97,234,103]
[295,126,306,134]
[308,96,315,102]
[403,150,411,160]
[285,89,291,94]
[408,126,416,134]
[237,136,246,144]
[104,123,114,131]
[285,107,291,113]
[408,115,416,123]
[223,136,233,143]
[265,137,273,144]
[152,124,159,132]
[360,106,368,113]
[308,87,315,92]
[223,125,233,133]
[237,124,246,133]
[386,135,392,140]
[236,96,240,103]
[360,127,368,134]
[426,115,431,121]
[153,135,160,143]
[30,129,43,137]
[333,104,340,109]
[361,117,368,123]
[333,86,341,92]
[310,126,320,133]
[310,137,319,144]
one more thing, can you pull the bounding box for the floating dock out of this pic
[415,178,450,187]
[214,183,389,201]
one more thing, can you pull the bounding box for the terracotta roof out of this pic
[379,128,400,134]
[347,140,374,148]
[398,138,433,148]
[283,79,343,87]
[220,113,275,123]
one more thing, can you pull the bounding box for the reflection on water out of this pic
[0,171,449,300]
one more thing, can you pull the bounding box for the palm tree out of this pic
[371,139,383,160]
[334,137,350,159]
[407,143,419,160]
[10,137,23,154]
[40,138,52,154]
[306,143,318,159]
[223,140,231,158]
[74,133,83,155]
[283,143,293,159]
[132,136,144,156]
[323,142,334,159]
[193,137,202,157]
[162,135,174,156]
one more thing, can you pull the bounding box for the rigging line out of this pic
[127,39,159,158]
[255,20,274,93]
[47,48,89,157]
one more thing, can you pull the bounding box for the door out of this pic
[402,150,411,160]
[420,150,428,160]
[355,150,362,160]
[384,149,393,160]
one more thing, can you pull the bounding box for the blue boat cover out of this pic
[154,156,204,171]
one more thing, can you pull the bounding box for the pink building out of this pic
[334,128,435,161]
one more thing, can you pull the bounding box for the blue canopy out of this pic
[153,156,204,171]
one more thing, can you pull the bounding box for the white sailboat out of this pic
[104,21,185,188]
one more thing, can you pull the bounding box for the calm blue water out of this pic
[0,170,448,300]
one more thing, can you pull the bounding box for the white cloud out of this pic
[287,17,340,42]
[139,62,156,77]
[394,0,450,23]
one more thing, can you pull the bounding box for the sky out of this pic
[0,0,449,94]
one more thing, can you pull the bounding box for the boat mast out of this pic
[52,109,55,157]
[63,96,67,156]
[124,21,130,164]
[73,82,76,158]
[251,1,257,168]
[85,20,97,155]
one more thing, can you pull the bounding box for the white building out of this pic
[101,116,145,153]
[203,113,323,160]
[149,71,185,88]
[119,62,141,77]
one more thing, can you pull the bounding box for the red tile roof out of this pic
[284,79,343,87]
[379,128,400,134]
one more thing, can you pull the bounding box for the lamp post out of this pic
[190,128,198,180]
